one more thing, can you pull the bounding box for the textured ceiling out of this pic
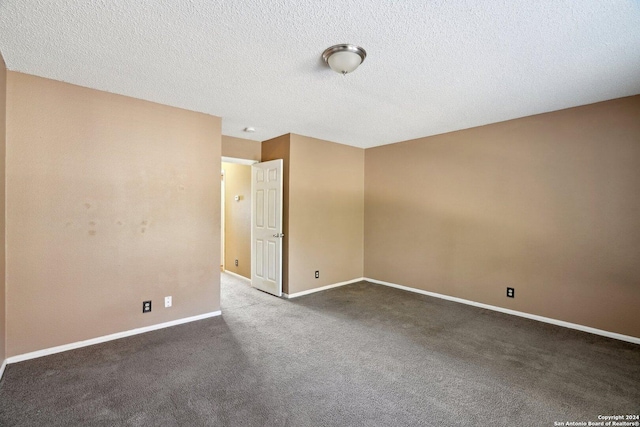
[1,1,640,148]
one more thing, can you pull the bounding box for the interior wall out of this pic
[0,52,7,365]
[222,135,261,162]
[5,72,221,357]
[288,134,364,294]
[222,162,251,279]
[261,134,291,293]
[365,96,640,338]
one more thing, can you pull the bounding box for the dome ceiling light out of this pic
[322,44,367,75]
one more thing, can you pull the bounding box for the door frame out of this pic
[220,169,225,271]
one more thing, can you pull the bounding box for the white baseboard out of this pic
[223,270,251,282]
[0,359,6,381]
[365,278,640,345]
[6,310,222,364]
[283,277,365,299]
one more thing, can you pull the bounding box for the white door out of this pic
[251,159,283,297]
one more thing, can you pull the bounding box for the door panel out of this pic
[256,239,264,277]
[256,190,264,227]
[268,188,276,228]
[251,159,283,296]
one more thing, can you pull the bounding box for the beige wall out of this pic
[2,68,634,361]
[262,134,365,295]
[0,52,6,364]
[5,72,221,357]
[288,134,364,294]
[222,135,261,161]
[262,135,291,292]
[223,162,251,279]
[365,96,640,338]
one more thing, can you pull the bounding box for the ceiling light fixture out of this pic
[322,44,367,75]
[243,127,256,133]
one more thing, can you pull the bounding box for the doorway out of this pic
[221,156,283,299]
[221,157,257,281]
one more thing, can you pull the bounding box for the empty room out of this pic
[0,1,639,426]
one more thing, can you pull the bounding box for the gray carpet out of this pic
[0,273,638,426]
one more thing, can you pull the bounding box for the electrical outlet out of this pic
[507,287,515,298]
[142,300,152,313]
[165,296,172,308]
[315,271,319,279]
[235,259,238,266]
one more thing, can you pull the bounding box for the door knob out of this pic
[272,233,285,238]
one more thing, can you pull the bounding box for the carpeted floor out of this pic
[0,273,638,426]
